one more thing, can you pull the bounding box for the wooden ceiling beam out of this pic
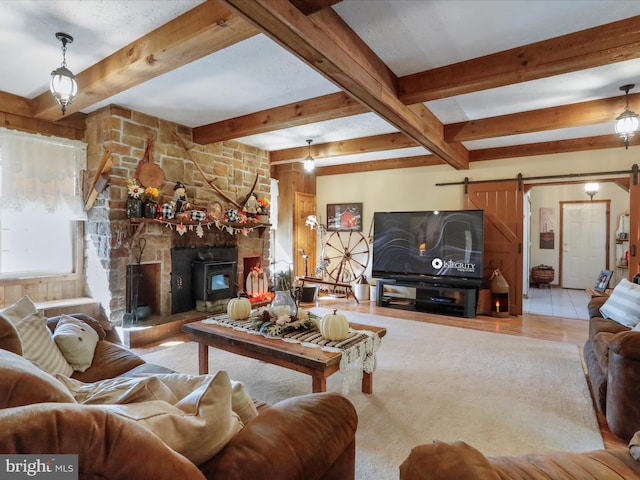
[446,92,640,142]
[193,91,367,144]
[310,133,635,175]
[400,15,640,104]
[196,89,640,148]
[270,132,420,163]
[0,111,85,141]
[195,17,640,146]
[316,155,442,176]
[469,134,633,162]
[222,0,469,170]
[0,91,34,118]
[271,91,638,163]
[290,0,343,15]
[31,0,258,122]
[0,91,86,139]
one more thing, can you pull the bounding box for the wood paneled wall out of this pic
[271,162,315,273]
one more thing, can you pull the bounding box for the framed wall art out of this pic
[539,207,555,249]
[327,203,363,231]
[594,270,613,292]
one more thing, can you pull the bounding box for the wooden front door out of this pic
[294,192,316,279]
[465,180,524,315]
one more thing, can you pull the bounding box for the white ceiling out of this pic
[1,0,640,168]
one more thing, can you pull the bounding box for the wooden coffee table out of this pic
[182,320,386,394]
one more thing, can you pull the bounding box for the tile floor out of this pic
[523,287,591,320]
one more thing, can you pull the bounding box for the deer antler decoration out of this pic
[173,132,242,209]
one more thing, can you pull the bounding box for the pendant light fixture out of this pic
[584,182,599,200]
[303,139,315,173]
[50,32,78,115]
[615,84,639,149]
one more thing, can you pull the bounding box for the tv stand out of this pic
[376,278,477,318]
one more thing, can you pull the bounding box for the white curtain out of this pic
[270,178,279,230]
[0,128,87,219]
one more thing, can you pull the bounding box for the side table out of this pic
[585,288,611,298]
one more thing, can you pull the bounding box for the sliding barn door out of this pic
[629,170,640,280]
[465,180,524,315]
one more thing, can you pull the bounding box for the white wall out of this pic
[316,146,638,284]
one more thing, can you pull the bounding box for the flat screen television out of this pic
[372,210,484,283]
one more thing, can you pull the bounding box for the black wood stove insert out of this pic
[171,247,237,314]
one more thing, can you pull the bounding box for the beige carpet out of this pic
[142,309,603,479]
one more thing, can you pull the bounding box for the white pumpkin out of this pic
[320,309,349,341]
[227,296,251,320]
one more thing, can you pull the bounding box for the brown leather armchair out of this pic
[400,433,640,480]
[584,296,640,440]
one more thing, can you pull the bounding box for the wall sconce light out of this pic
[615,84,639,149]
[50,32,78,115]
[303,139,315,173]
[585,182,599,200]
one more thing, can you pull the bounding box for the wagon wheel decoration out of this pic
[321,231,370,284]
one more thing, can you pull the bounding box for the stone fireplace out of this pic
[84,105,271,324]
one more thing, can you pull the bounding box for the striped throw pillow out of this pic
[600,278,640,328]
[0,296,73,376]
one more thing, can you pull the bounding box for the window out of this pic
[0,128,86,278]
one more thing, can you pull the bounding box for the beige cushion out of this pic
[57,374,258,425]
[59,375,258,425]
[1,296,73,376]
[231,380,259,425]
[58,371,243,466]
[57,374,180,405]
[0,349,76,408]
[600,279,640,328]
[53,315,100,372]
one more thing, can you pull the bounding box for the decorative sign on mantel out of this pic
[131,218,270,237]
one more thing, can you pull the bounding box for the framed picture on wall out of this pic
[539,207,555,249]
[327,203,363,231]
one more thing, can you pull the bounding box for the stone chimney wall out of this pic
[84,105,271,323]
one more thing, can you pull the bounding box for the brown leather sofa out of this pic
[0,312,358,480]
[399,433,640,480]
[583,296,640,441]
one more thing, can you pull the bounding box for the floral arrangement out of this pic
[257,197,270,215]
[141,186,160,203]
[250,307,318,337]
[127,178,144,199]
